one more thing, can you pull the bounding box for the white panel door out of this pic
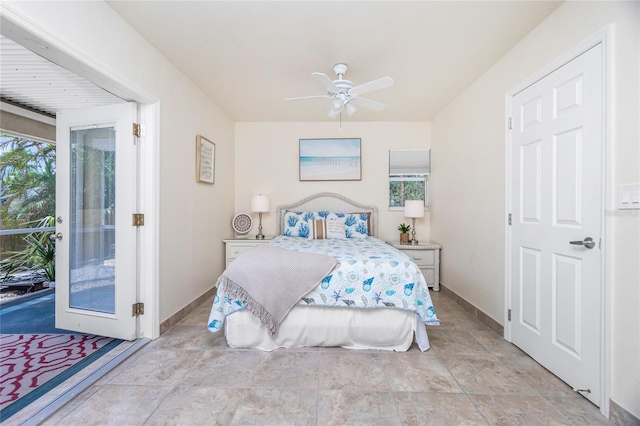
[509,45,602,405]
[54,103,138,340]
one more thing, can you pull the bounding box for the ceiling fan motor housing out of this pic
[332,80,353,92]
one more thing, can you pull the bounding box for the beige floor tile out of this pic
[379,352,462,393]
[183,350,262,388]
[469,394,572,425]
[471,330,527,357]
[394,391,488,425]
[40,385,103,426]
[441,354,538,395]
[177,305,212,326]
[427,329,490,355]
[318,352,389,390]
[499,355,576,397]
[152,324,221,350]
[230,388,317,425]
[57,384,172,426]
[545,396,612,425]
[108,349,204,386]
[249,351,320,389]
[143,387,244,425]
[317,390,401,426]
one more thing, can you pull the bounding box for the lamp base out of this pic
[256,212,265,239]
[409,218,418,245]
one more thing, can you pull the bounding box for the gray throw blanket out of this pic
[217,244,338,335]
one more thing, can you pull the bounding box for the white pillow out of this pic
[326,220,346,239]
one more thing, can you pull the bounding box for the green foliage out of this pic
[397,223,411,233]
[0,134,56,228]
[389,179,426,207]
[1,216,56,283]
[1,134,56,279]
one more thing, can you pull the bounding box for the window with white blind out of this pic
[388,149,430,209]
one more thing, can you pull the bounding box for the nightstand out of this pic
[386,241,441,291]
[223,238,273,267]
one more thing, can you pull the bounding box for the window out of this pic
[389,149,430,209]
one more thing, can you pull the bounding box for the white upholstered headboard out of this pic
[276,192,378,237]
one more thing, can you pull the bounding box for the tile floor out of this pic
[26,291,611,425]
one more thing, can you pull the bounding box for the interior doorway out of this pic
[504,28,611,415]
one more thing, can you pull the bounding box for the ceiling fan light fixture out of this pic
[345,102,357,116]
[327,107,340,119]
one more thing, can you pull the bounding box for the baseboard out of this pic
[610,399,640,426]
[159,286,216,335]
[439,284,503,335]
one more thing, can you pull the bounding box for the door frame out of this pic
[504,26,613,416]
[1,6,161,339]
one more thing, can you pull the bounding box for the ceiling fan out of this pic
[286,63,394,118]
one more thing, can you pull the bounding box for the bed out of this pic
[207,192,439,351]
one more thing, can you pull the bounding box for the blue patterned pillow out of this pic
[344,212,370,238]
[283,211,310,237]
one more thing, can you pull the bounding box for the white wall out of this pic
[234,122,430,243]
[3,1,236,326]
[430,1,639,417]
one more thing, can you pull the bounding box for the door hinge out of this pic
[132,213,145,227]
[508,213,512,225]
[132,123,145,137]
[132,302,144,317]
[508,117,513,130]
[508,309,512,321]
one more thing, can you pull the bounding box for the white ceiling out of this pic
[0,35,124,116]
[107,0,563,122]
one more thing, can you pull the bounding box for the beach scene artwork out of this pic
[299,138,361,181]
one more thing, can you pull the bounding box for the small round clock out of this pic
[232,213,253,234]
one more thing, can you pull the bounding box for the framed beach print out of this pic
[299,138,362,181]
[196,135,215,184]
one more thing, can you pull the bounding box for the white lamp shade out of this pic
[404,200,424,218]
[251,194,270,213]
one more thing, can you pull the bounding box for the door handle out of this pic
[570,237,595,249]
[49,232,63,242]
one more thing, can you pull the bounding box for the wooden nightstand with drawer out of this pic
[223,238,272,268]
[386,241,441,291]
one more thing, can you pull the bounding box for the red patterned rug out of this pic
[0,334,116,416]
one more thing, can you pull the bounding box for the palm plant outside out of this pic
[0,133,56,282]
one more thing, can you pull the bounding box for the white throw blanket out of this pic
[217,244,338,335]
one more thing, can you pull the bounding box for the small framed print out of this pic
[196,135,215,184]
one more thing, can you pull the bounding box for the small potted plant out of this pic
[397,223,411,244]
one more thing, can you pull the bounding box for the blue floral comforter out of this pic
[208,236,439,333]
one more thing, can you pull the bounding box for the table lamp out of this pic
[251,194,270,240]
[404,200,424,245]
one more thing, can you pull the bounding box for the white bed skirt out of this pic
[225,305,430,352]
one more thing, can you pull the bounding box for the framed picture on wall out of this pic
[196,135,215,184]
[299,138,362,181]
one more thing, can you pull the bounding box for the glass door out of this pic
[54,103,138,340]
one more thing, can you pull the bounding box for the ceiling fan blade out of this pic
[311,72,340,93]
[350,97,386,111]
[350,77,394,96]
[286,95,332,101]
